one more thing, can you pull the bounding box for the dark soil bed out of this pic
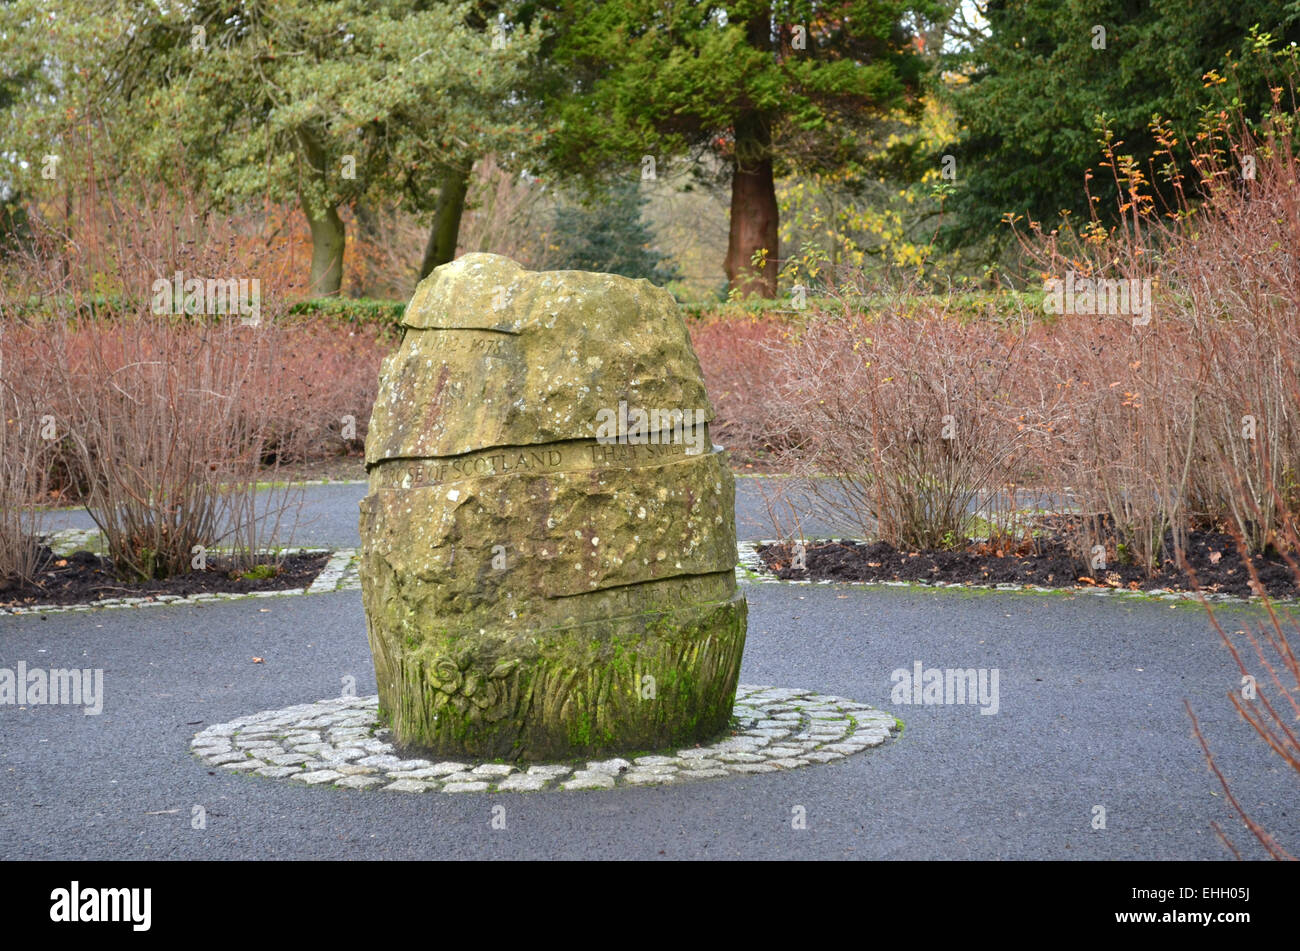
[757,525,1300,600]
[0,549,331,610]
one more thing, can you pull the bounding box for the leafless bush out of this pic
[37,315,302,580]
[765,305,1058,550]
[1010,100,1300,571]
[690,314,796,466]
[0,322,57,585]
[1,159,304,580]
[1171,112,1300,554]
[1186,478,1300,860]
[244,322,385,466]
[1034,315,1203,572]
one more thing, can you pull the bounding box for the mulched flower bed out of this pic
[0,548,331,610]
[757,525,1300,600]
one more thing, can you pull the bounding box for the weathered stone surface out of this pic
[562,770,617,790]
[585,757,631,773]
[336,775,383,789]
[443,781,490,793]
[497,774,549,792]
[677,758,724,771]
[296,770,344,784]
[633,755,679,767]
[205,752,248,766]
[383,779,432,793]
[360,253,747,759]
[365,254,713,461]
[624,771,674,785]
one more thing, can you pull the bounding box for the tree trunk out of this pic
[304,204,345,297]
[297,127,345,297]
[723,110,779,298]
[723,12,778,298]
[420,162,473,279]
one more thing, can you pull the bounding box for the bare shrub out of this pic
[38,315,303,580]
[1010,98,1300,571]
[1186,490,1300,859]
[1169,109,1300,554]
[248,322,386,466]
[689,314,794,466]
[0,321,57,585]
[458,155,552,266]
[1,156,305,580]
[765,305,1058,550]
[1034,314,1204,572]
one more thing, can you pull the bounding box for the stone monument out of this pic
[359,253,747,759]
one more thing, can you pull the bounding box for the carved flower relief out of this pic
[429,657,462,696]
[426,655,519,722]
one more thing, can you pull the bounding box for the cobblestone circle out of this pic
[190,685,899,793]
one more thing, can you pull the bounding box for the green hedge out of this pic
[1,293,132,320]
[287,297,407,329]
[6,288,1048,329]
[681,288,1048,325]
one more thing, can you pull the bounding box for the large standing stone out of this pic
[359,253,747,759]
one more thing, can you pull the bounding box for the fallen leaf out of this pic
[252,657,264,664]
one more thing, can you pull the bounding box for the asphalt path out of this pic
[2,569,1291,859]
[7,478,1293,860]
[38,477,1071,549]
